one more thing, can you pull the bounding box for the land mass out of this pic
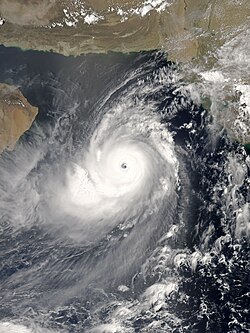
[0,83,38,153]
[0,0,249,146]
[0,0,249,62]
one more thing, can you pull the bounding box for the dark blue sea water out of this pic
[0,46,249,333]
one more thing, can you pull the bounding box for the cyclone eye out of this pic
[121,163,127,169]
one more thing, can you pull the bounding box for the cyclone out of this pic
[44,64,179,244]
[0,53,183,314]
[1,50,248,333]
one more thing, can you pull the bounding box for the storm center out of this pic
[121,162,127,169]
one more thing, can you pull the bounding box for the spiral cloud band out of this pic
[48,84,179,243]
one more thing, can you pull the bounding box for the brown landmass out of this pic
[0,0,249,62]
[0,83,38,153]
[0,0,249,146]
[0,0,57,26]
